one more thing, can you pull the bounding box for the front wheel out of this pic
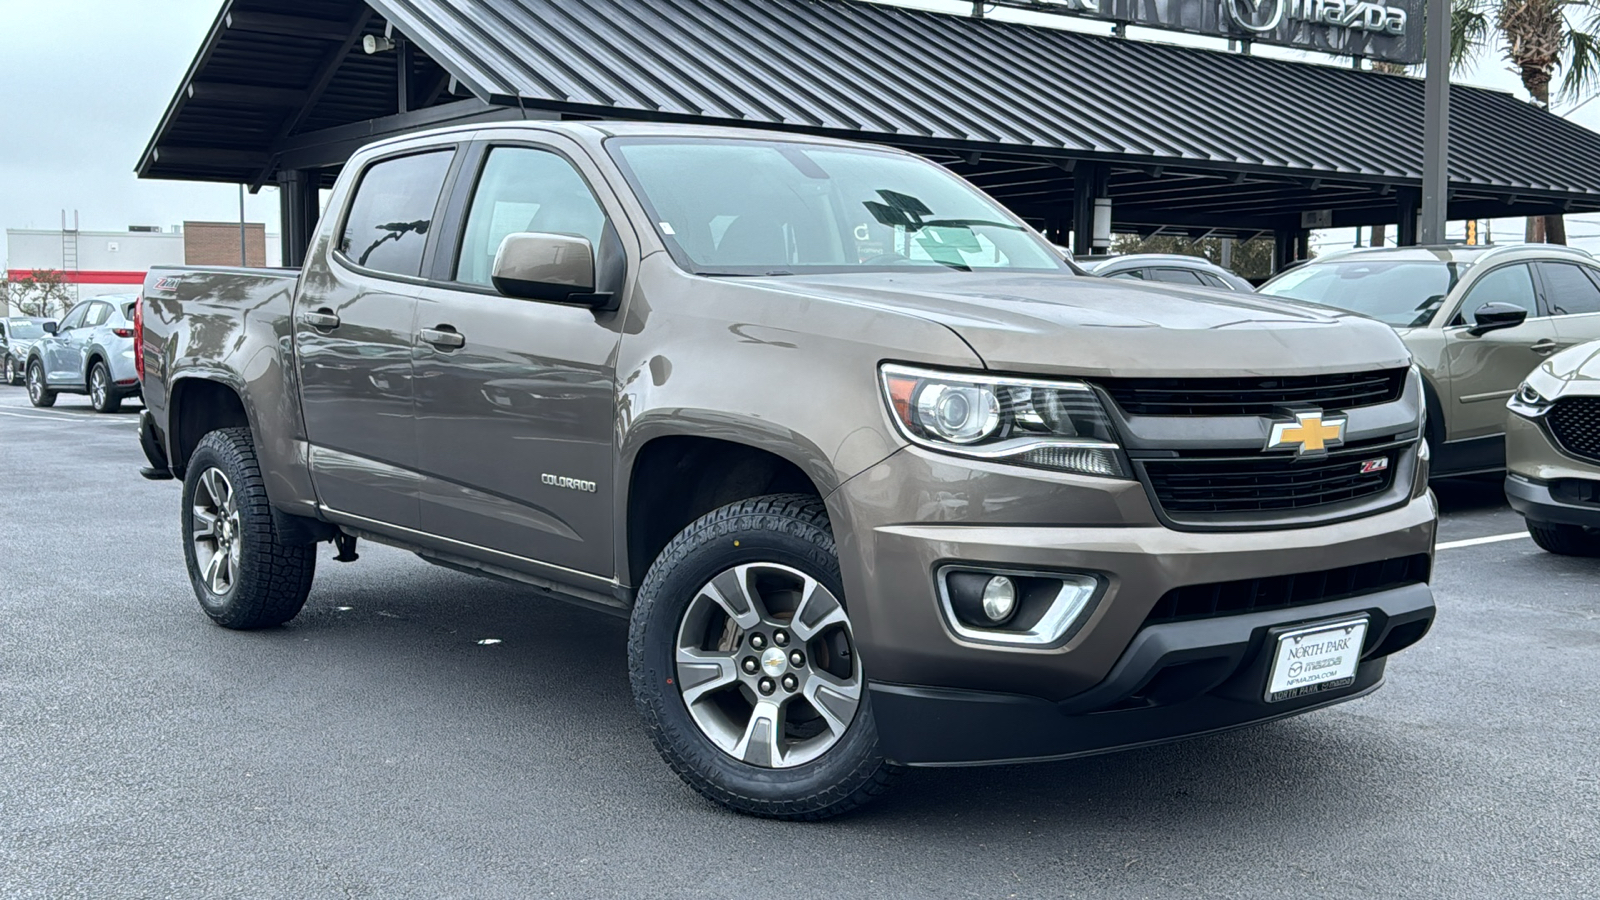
[629,494,900,819]
[182,427,316,629]
[1528,521,1600,556]
[4,356,18,386]
[88,361,120,413]
[26,360,55,407]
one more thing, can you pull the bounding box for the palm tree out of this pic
[1450,0,1600,243]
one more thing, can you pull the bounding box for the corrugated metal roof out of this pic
[138,0,1600,232]
[370,0,1600,198]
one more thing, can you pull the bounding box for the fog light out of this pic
[981,576,1017,623]
[941,568,1103,647]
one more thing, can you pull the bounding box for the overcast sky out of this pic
[4,0,1600,264]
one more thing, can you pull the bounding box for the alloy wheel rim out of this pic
[675,562,862,769]
[90,368,106,406]
[27,365,42,402]
[192,467,243,596]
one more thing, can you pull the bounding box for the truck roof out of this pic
[361,118,912,156]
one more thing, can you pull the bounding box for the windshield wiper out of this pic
[920,218,1025,232]
[696,270,795,277]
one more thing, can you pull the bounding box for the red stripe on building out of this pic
[6,270,147,285]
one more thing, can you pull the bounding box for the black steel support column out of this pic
[1272,227,1310,272]
[277,169,321,268]
[1071,162,1108,258]
[397,39,414,114]
[1396,187,1421,246]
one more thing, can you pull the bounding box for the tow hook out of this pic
[333,531,360,563]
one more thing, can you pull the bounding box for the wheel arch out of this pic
[168,375,255,479]
[84,349,108,388]
[621,434,828,589]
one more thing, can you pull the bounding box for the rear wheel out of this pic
[26,360,55,407]
[182,427,316,629]
[88,361,121,413]
[629,494,900,819]
[1527,521,1600,556]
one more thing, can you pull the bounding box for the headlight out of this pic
[880,364,1127,477]
[1508,381,1553,418]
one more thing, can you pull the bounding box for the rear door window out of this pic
[337,149,456,278]
[1539,262,1600,316]
[84,303,112,327]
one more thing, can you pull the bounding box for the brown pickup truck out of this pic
[137,121,1436,819]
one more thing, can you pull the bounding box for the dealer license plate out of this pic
[1265,616,1369,702]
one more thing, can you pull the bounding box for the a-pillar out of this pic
[277,168,322,268]
[1072,162,1110,258]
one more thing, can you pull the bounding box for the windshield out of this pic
[7,320,46,339]
[1261,259,1463,328]
[609,138,1066,276]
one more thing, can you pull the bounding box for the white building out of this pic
[4,225,282,312]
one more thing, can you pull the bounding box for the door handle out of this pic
[1532,338,1559,355]
[303,309,341,330]
[419,326,465,350]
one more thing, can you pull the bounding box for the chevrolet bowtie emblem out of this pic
[1266,411,1346,455]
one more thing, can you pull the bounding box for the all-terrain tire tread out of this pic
[185,427,315,629]
[629,493,902,821]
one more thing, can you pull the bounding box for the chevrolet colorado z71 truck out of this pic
[138,121,1436,819]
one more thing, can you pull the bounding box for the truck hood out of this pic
[752,271,1412,378]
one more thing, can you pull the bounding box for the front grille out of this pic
[1548,397,1600,462]
[1143,554,1431,626]
[1141,444,1399,515]
[1100,369,1408,417]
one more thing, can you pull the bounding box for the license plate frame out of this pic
[1264,615,1370,703]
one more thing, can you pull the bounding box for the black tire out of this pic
[88,361,121,413]
[629,493,901,820]
[1527,521,1600,556]
[4,356,18,386]
[26,360,55,407]
[181,427,316,629]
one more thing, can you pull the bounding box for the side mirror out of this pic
[491,232,605,307]
[42,321,58,335]
[1468,302,1529,336]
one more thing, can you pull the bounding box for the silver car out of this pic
[1083,253,1256,292]
[26,295,141,412]
[2,316,56,386]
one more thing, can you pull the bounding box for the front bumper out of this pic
[831,444,1436,764]
[871,583,1432,765]
[1505,474,1600,528]
[1504,411,1600,527]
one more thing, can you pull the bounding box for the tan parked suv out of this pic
[1261,245,1600,477]
[1505,340,1600,554]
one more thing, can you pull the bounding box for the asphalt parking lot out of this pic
[2,387,1597,899]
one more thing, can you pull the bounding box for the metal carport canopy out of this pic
[139,0,1600,239]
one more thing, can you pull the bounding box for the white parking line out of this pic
[1437,532,1531,551]
[0,409,138,426]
